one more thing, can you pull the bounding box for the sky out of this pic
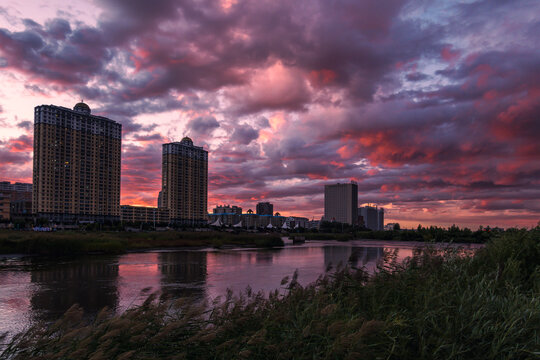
[0,0,539,229]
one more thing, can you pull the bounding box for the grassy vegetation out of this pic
[301,223,519,243]
[0,231,284,255]
[353,225,496,243]
[2,229,539,359]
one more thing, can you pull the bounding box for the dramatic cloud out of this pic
[186,116,220,139]
[230,125,259,145]
[0,0,539,227]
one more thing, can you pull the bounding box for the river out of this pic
[0,239,481,336]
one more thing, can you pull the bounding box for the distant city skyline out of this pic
[0,1,539,228]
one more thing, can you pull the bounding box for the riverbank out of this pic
[2,229,538,359]
[0,224,515,256]
[298,226,505,243]
[0,230,284,255]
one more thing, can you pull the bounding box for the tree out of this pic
[393,223,401,231]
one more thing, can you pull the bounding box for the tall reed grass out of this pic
[2,230,539,359]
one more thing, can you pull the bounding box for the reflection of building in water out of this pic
[255,251,274,264]
[30,256,119,321]
[323,246,385,272]
[158,252,207,301]
[323,246,352,269]
[349,247,385,272]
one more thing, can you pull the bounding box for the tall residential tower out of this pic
[324,182,358,225]
[359,205,384,231]
[33,102,121,222]
[161,137,208,225]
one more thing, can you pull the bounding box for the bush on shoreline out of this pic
[2,229,538,359]
[301,224,523,243]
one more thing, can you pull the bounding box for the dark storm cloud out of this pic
[1,0,440,106]
[0,146,30,164]
[230,125,259,145]
[0,134,33,171]
[2,0,540,225]
[132,133,165,142]
[255,117,270,129]
[186,116,220,137]
[45,18,71,40]
[16,120,32,130]
[405,72,428,82]
[0,24,112,85]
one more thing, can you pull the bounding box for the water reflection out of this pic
[324,246,352,269]
[29,256,119,322]
[348,247,385,273]
[117,253,160,311]
[159,251,207,302]
[255,251,274,264]
[0,269,32,335]
[1,240,474,336]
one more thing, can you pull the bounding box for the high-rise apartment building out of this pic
[324,182,358,225]
[359,205,384,231]
[256,202,273,215]
[157,190,163,208]
[161,137,208,225]
[33,102,121,222]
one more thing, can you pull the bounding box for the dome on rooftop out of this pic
[73,101,91,114]
[181,136,193,145]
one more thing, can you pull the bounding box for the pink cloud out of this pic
[0,0,540,228]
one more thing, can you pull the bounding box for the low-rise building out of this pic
[208,210,286,228]
[121,205,170,224]
[10,199,33,221]
[307,220,321,230]
[284,216,309,229]
[0,181,33,221]
[255,214,285,228]
[0,181,32,193]
[0,192,11,221]
[208,210,311,229]
[213,205,242,215]
[208,205,243,226]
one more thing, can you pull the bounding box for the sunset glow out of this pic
[1,0,539,228]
